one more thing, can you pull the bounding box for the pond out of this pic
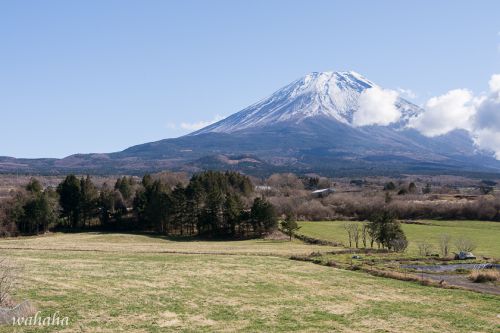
[400,263,500,272]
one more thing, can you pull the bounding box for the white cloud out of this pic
[409,74,500,158]
[397,88,417,99]
[473,128,500,159]
[409,89,476,136]
[489,74,500,93]
[179,114,225,131]
[471,80,500,156]
[352,86,401,126]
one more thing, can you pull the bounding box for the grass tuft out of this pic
[468,269,500,283]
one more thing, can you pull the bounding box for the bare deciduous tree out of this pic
[352,224,360,248]
[455,236,477,253]
[361,223,369,248]
[417,241,433,256]
[343,223,361,248]
[343,223,353,248]
[438,234,452,257]
[390,237,408,252]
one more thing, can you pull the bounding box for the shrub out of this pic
[455,236,477,253]
[468,270,500,283]
[390,237,408,252]
[417,241,434,256]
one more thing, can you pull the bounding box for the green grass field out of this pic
[297,220,500,258]
[0,233,499,332]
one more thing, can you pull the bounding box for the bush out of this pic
[417,241,434,256]
[468,270,500,283]
[455,236,477,253]
[296,200,335,220]
[390,237,408,252]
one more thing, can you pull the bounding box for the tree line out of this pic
[0,171,278,238]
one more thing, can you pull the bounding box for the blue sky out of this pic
[1,0,499,158]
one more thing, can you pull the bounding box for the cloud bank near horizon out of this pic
[167,115,226,132]
[352,74,500,158]
[409,74,500,157]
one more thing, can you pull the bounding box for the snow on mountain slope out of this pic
[191,71,422,135]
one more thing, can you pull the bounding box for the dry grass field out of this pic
[0,233,498,332]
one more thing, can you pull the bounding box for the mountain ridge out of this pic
[1,71,499,177]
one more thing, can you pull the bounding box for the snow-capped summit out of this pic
[191,71,421,135]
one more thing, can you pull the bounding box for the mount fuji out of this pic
[1,71,500,176]
[192,71,420,134]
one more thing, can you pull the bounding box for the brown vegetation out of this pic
[468,270,500,283]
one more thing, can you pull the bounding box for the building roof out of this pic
[311,188,335,194]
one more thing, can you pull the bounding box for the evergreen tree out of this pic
[80,176,98,228]
[57,175,82,228]
[115,176,133,201]
[223,193,242,237]
[98,183,116,226]
[144,180,170,233]
[170,184,187,235]
[250,197,277,235]
[21,190,57,234]
[280,212,300,240]
[26,178,43,194]
[368,210,407,251]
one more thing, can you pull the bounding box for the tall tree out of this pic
[280,212,300,241]
[21,190,57,234]
[250,197,277,235]
[368,211,407,251]
[57,175,82,228]
[80,176,98,228]
[98,183,116,226]
[223,193,242,237]
[115,176,134,201]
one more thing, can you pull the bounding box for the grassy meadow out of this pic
[0,233,498,332]
[297,220,500,258]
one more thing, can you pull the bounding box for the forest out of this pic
[0,171,277,238]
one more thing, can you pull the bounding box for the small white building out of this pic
[311,188,335,198]
[255,185,272,191]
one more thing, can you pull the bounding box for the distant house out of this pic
[311,188,335,198]
[255,185,272,191]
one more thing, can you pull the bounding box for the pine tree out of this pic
[250,197,277,235]
[80,176,98,228]
[57,175,82,228]
[280,213,300,240]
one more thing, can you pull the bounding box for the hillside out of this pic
[2,71,500,176]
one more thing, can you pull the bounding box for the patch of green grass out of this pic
[297,220,500,258]
[0,233,498,332]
